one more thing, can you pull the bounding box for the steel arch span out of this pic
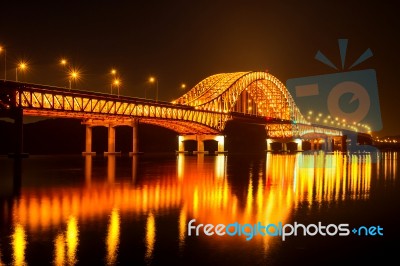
[172,71,313,137]
[173,71,309,129]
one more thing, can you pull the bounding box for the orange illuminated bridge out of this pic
[0,71,352,155]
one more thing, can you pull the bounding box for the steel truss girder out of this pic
[9,83,229,134]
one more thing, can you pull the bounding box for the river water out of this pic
[0,152,399,265]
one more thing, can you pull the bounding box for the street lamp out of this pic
[68,68,80,89]
[113,78,121,97]
[60,58,68,67]
[181,83,186,90]
[149,76,158,101]
[16,61,28,82]
[0,46,6,80]
[59,58,69,87]
[110,69,117,94]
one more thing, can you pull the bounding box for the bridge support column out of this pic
[129,120,141,156]
[282,142,287,153]
[295,139,303,152]
[177,136,187,153]
[178,135,225,154]
[326,137,333,152]
[194,137,206,154]
[104,125,121,156]
[82,125,96,156]
[215,135,226,154]
[8,108,28,158]
[176,135,195,154]
[311,140,316,151]
[216,136,225,153]
[15,108,23,156]
[266,139,273,152]
[341,135,347,152]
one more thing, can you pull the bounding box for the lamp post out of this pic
[68,69,80,89]
[0,46,6,79]
[16,61,28,82]
[110,69,117,94]
[113,78,121,97]
[59,58,69,87]
[149,76,158,101]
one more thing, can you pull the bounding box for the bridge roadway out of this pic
[0,72,349,155]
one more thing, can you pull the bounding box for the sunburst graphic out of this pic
[315,39,373,70]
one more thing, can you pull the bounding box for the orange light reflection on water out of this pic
[145,212,156,262]
[106,208,120,266]
[11,223,27,266]
[54,233,65,266]
[66,216,79,266]
[9,152,374,258]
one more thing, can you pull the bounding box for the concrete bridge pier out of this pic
[266,139,273,152]
[281,142,288,152]
[216,135,225,154]
[325,137,333,152]
[295,138,303,152]
[82,125,96,156]
[177,135,226,154]
[341,135,348,152]
[129,119,141,156]
[104,124,121,156]
[310,140,317,151]
[194,136,207,154]
[177,136,187,153]
[267,138,302,152]
[14,108,24,156]
[8,107,29,158]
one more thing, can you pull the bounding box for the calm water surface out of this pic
[0,152,399,265]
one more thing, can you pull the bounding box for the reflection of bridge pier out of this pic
[85,155,92,186]
[85,153,138,185]
[107,155,116,184]
[178,135,226,154]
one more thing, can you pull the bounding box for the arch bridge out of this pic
[0,71,352,154]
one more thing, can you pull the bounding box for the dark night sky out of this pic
[1,1,399,136]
